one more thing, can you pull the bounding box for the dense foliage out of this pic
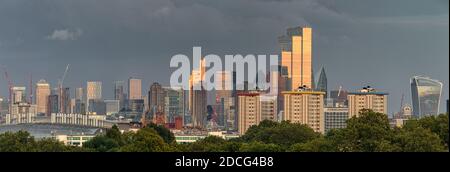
[0,130,88,152]
[0,110,448,152]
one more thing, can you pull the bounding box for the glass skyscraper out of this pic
[410,76,443,118]
[279,26,313,90]
[315,66,327,98]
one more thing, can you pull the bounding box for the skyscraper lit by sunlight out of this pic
[279,27,313,90]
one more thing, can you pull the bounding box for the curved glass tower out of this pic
[410,76,443,118]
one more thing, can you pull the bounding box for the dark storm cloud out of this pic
[0,0,448,114]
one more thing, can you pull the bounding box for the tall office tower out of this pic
[60,87,70,113]
[276,66,289,115]
[215,71,233,96]
[70,98,76,114]
[260,95,278,121]
[324,107,348,133]
[189,59,207,128]
[217,97,235,129]
[128,77,142,100]
[410,76,443,118]
[315,66,327,99]
[75,87,84,101]
[347,86,388,118]
[86,81,102,112]
[47,94,59,116]
[12,86,26,104]
[74,87,85,114]
[35,80,50,115]
[230,71,238,130]
[190,88,207,128]
[149,82,166,113]
[189,59,206,108]
[73,99,86,114]
[113,81,126,109]
[142,95,149,112]
[215,71,233,127]
[279,27,313,90]
[268,71,278,96]
[283,88,325,133]
[215,98,228,128]
[87,81,102,100]
[164,87,185,123]
[238,92,261,135]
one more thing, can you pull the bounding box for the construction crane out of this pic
[58,64,70,113]
[60,64,70,88]
[1,65,13,113]
[337,86,342,98]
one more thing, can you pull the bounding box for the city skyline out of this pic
[0,0,448,115]
[0,1,448,157]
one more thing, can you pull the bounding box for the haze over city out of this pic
[0,0,448,115]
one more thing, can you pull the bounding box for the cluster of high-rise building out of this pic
[216,27,443,135]
[0,26,446,137]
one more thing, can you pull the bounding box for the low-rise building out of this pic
[174,131,240,144]
[51,113,106,127]
[53,134,96,147]
[324,107,348,132]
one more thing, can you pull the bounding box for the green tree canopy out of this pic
[187,136,228,152]
[83,135,120,152]
[289,137,336,152]
[404,113,449,148]
[239,141,284,152]
[326,109,396,152]
[105,125,126,146]
[35,138,73,152]
[119,128,169,152]
[240,120,320,148]
[392,126,445,152]
[146,123,176,144]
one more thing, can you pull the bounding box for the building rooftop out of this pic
[348,86,389,95]
[348,92,389,95]
[237,92,260,97]
[282,89,325,95]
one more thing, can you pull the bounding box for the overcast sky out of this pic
[0,0,448,114]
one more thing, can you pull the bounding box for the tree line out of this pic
[0,110,448,152]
